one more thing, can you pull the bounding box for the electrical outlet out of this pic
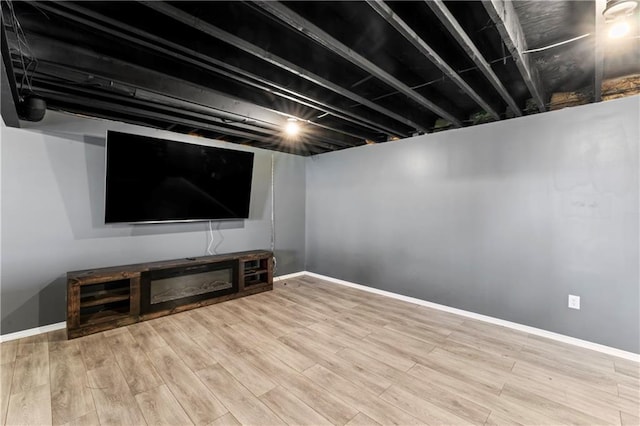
[568,294,580,310]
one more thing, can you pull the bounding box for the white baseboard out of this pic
[0,321,66,343]
[274,271,307,281]
[304,271,640,362]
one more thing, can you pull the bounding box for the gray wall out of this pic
[1,112,306,334]
[274,153,306,276]
[306,96,639,353]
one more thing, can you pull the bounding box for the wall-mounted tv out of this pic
[105,131,254,223]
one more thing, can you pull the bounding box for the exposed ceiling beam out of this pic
[39,89,278,143]
[594,0,606,102]
[0,15,21,127]
[253,0,462,128]
[424,0,522,117]
[25,60,357,152]
[481,0,546,112]
[39,90,325,155]
[31,3,370,144]
[14,54,273,134]
[9,33,360,149]
[23,72,279,138]
[6,34,277,126]
[134,87,361,148]
[367,0,500,121]
[44,2,402,140]
[23,60,354,151]
[140,1,428,133]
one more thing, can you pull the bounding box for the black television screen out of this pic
[105,131,254,223]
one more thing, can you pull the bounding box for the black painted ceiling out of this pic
[2,1,638,155]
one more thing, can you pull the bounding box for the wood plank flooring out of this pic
[1,275,638,425]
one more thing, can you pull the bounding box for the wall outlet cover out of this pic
[568,294,581,310]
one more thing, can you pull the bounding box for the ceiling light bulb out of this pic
[285,119,300,136]
[609,20,631,38]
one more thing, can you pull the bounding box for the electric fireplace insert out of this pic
[140,260,237,314]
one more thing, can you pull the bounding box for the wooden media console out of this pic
[66,250,273,338]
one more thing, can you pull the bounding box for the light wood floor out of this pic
[1,275,639,426]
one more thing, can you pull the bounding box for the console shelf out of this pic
[67,250,273,339]
[80,291,130,308]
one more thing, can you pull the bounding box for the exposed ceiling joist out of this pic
[35,2,370,144]
[22,72,281,140]
[11,33,360,149]
[133,87,361,148]
[11,53,273,134]
[252,0,463,128]
[367,0,500,121]
[425,0,522,117]
[47,2,402,140]
[40,89,275,142]
[140,1,426,134]
[482,0,547,112]
[23,65,315,149]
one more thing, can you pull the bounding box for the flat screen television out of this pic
[105,131,254,223]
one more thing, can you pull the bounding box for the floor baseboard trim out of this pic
[274,271,307,281]
[2,273,637,362]
[304,271,640,362]
[0,321,67,343]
